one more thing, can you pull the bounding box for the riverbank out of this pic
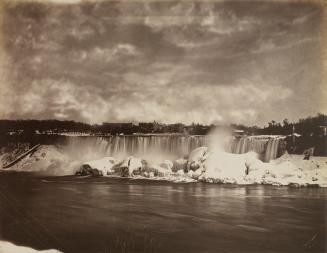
[1,144,326,187]
[0,241,62,253]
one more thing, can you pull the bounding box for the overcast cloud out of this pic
[0,0,326,126]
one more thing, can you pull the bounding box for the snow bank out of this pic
[1,144,326,187]
[83,157,116,175]
[0,241,62,253]
[200,152,249,184]
[196,149,327,187]
[160,142,327,186]
[266,154,327,187]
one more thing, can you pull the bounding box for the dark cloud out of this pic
[0,0,325,125]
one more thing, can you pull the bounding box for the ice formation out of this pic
[1,142,326,187]
[83,157,116,175]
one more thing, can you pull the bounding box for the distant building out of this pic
[7,130,24,135]
[233,129,245,136]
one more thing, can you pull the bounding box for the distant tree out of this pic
[282,118,289,127]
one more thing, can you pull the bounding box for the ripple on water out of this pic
[236,224,270,233]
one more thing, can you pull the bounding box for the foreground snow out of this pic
[0,241,62,253]
[1,145,327,187]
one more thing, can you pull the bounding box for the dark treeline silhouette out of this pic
[0,120,214,136]
[0,120,91,134]
[258,113,327,156]
[261,113,327,136]
[0,113,326,136]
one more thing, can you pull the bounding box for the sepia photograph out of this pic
[0,0,326,252]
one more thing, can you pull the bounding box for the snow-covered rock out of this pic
[177,169,185,175]
[187,170,194,177]
[83,157,116,175]
[173,158,187,172]
[114,156,143,176]
[160,160,173,171]
[146,164,172,177]
[149,172,155,178]
[187,146,209,171]
[193,168,204,179]
[187,167,204,179]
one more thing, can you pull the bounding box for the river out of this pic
[0,172,326,253]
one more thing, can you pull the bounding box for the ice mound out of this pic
[110,156,143,176]
[191,148,327,186]
[83,157,116,175]
[78,155,196,182]
[116,157,174,178]
[200,152,249,184]
[2,144,326,187]
[73,145,327,186]
[173,158,187,172]
[0,241,62,253]
[188,147,209,168]
[160,160,174,171]
[266,154,327,187]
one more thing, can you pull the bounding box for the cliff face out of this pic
[0,145,80,176]
[0,143,31,167]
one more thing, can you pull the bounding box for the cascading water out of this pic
[63,135,209,161]
[264,137,284,162]
[230,136,267,154]
[60,134,285,163]
[229,135,285,162]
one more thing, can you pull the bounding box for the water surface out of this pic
[0,172,326,253]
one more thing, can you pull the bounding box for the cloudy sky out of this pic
[0,0,326,126]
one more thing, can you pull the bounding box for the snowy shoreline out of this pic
[0,241,62,253]
[1,144,326,187]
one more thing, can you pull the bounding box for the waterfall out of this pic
[230,135,285,162]
[264,138,283,162]
[63,135,209,161]
[230,136,268,155]
[60,134,285,162]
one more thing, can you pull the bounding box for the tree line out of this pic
[260,113,327,136]
[0,113,326,136]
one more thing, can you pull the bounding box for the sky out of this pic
[0,0,326,126]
